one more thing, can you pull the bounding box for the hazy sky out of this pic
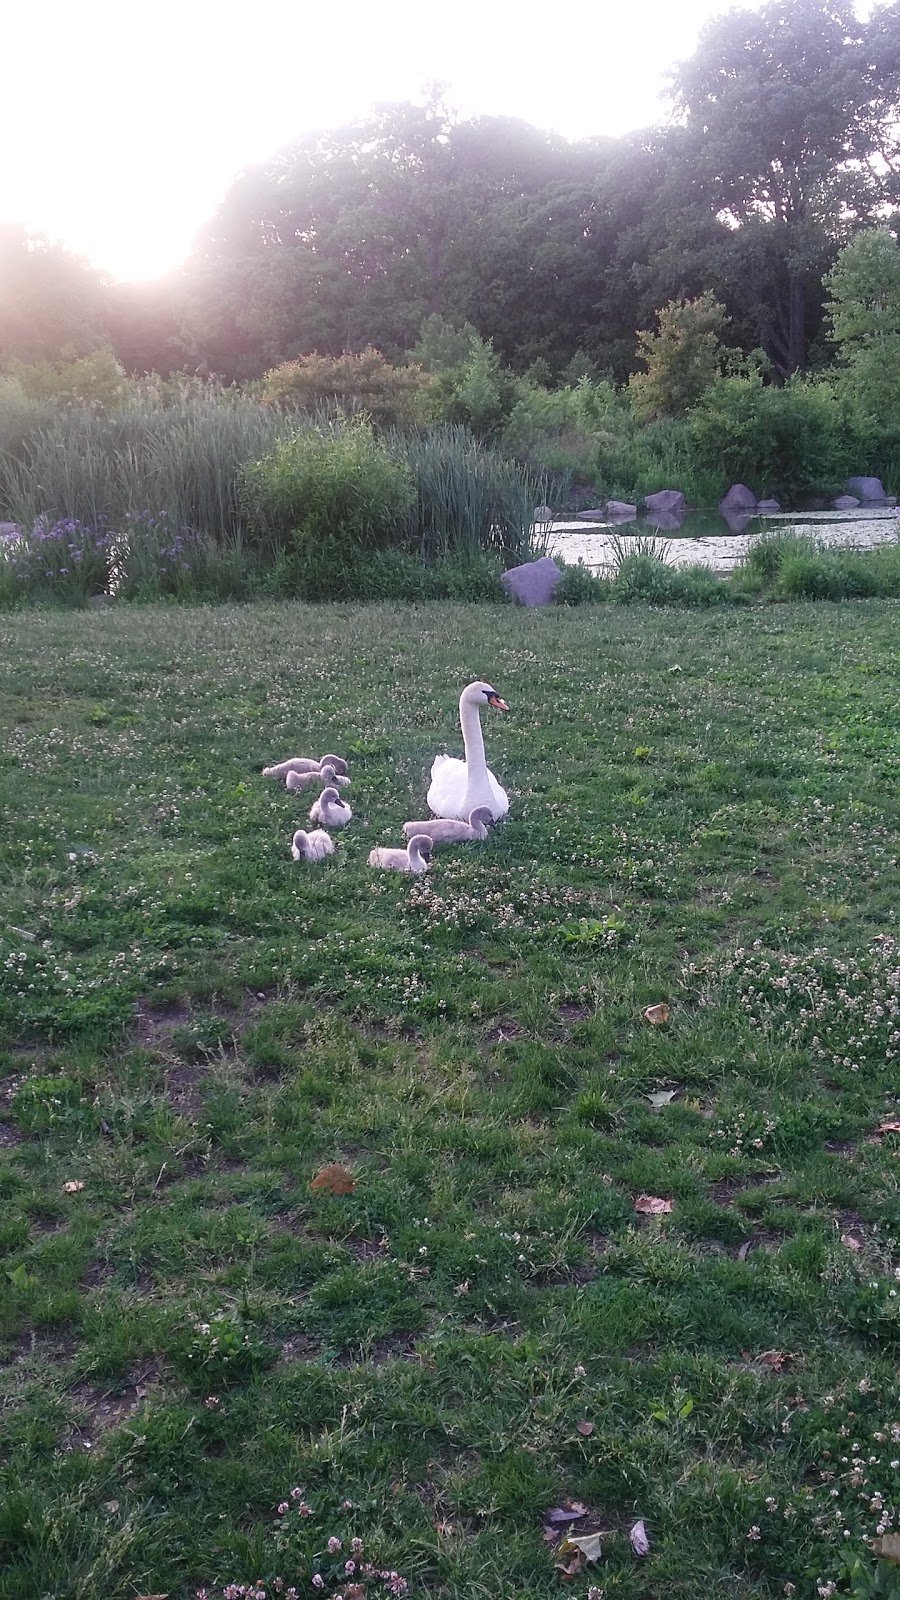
[3,0,762,281]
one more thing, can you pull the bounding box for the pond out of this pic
[546,506,899,574]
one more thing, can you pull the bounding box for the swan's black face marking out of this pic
[486,689,509,710]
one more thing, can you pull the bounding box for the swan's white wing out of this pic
[427,756,469,820]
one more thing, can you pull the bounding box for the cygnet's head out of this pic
[409,834,433,859]
[320,753,348,775]
[318,764,336,784]
[469,805,494,829]
[319,786,341,805]
[463,680,509,711]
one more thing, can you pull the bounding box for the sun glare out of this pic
[3,0,754,279]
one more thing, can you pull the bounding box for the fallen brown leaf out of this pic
[630,1519,650,1556]
[63,1180,85,1194]
[634,1194,674,1215]
[753,1349,796,1371]
[736,1240,753,1261]
[873,1119,900,1136]
[841,1230,864,1251]
[435,1519,455,1536]
[554,1549,585,1580]
[576,1420,594,1436]
[309,1162,356,1195]
[643,1002,670,1026]
[874,1532,900,1563]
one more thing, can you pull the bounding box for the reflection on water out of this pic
[545,507,899,574]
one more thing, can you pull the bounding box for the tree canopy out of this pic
[5,2,900,387]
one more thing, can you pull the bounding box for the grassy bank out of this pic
[1,601,899,1600]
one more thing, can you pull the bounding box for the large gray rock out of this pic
[833,495,860,511]
[847,475,886,502]
[756,498,781,513]
[644,489,686,515]
[532,504,555,523]
[576,507,607,520]
[720,483,757,511]
[502,556,564,607]
[605,501,637,520]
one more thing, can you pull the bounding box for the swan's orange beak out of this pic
[487,693,509,711]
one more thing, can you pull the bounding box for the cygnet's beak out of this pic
[487,693,509,711]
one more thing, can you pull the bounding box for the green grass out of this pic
[1,600,899,1600]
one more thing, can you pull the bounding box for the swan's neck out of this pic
[459,692,487,778]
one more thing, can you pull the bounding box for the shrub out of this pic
[261,347,429,427]
[611,554,726,607]
[7,348,132,410]
[688,375,854,501]
[553,560,610,605]
[241,420,416,559]
[629,295,727,421]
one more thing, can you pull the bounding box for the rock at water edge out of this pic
[720,483,758,511]
[501,556,564,607]
[644,489,686,515]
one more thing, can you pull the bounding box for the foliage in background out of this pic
[260,347,430,428]
[628,295,728,421]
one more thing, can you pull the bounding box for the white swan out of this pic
[290,828,335,862]
[308,786,352,829]
[368,835,432,874]
[263,753,348,778]
[402,805,494,846]
[427,681,509,821]
[286,763,350,792]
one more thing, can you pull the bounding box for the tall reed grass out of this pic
[388,425,545,563]
[2,388,294,534]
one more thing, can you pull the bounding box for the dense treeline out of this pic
[4,0,900,387]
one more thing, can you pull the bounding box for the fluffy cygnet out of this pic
[309,786,352,829]
[402,805,493,846]
[367,835,432,873]
[290,828,335,862]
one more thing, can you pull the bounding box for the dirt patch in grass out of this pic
[485,1018,528,1044]
[65,1369,161,1448]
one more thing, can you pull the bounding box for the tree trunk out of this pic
[787,271,806,375]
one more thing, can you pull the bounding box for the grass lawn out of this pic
[0,598,898,1600]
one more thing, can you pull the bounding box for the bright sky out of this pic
[3,0,762,282]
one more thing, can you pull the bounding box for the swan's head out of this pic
[319,764,336,784]
[409,834,433,860]
[463,680,509,711]
[319,786,341,805]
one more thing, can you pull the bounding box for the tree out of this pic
[0,226,108,367]
[629,295,727,419]
[824,228,900,418]
[671,0,895,377]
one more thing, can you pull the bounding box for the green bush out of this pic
[260,347,429,427]
[553,560,611,605]
[241,421,417,558]
[611,555,732,607]
[688,375,854,501]
[629,295,727,421]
